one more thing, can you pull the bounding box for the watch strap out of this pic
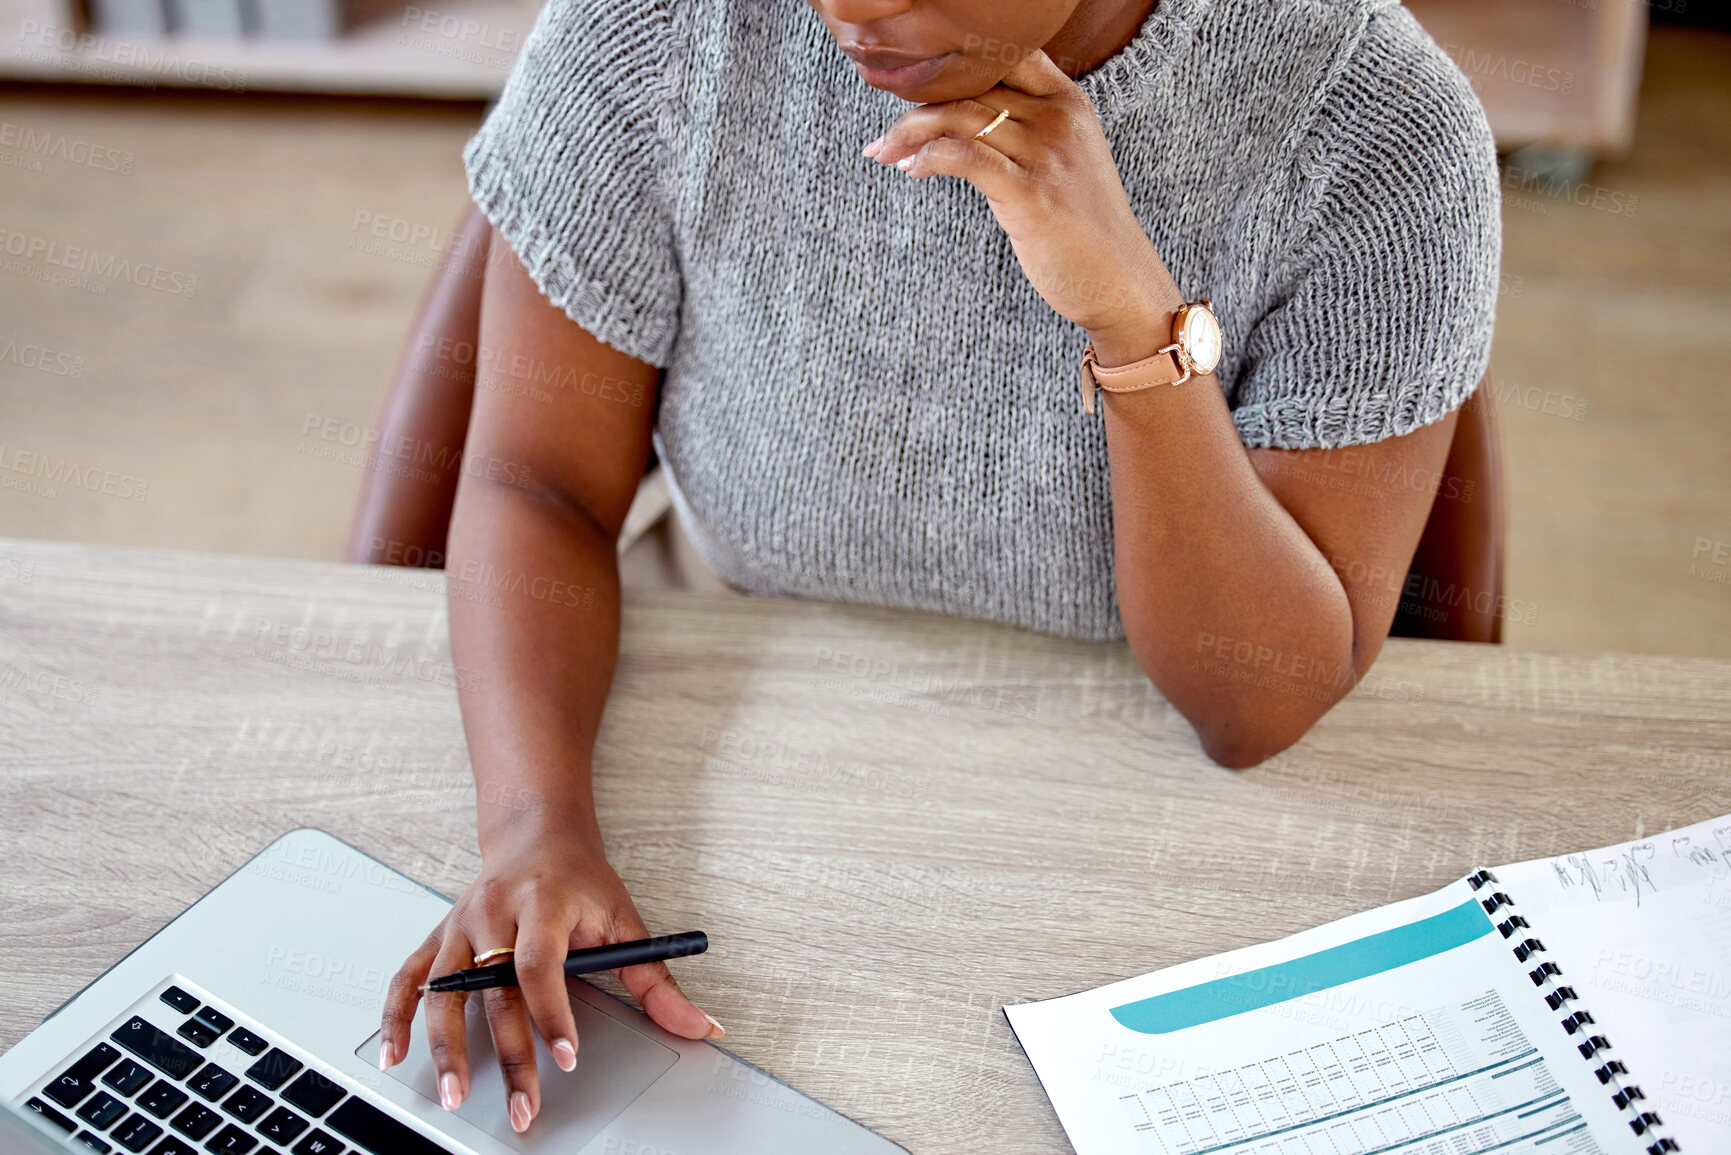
[1078,342,1187,415]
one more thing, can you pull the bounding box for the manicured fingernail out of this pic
[895,155,915,171]
[439,1072,461,1111]
[552,1039,576,1071]
[703,1013,725,1038]
[509,1091,532,1133]
[377,1041,393,1071]
[862,136,883,157]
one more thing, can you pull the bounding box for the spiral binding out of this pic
[1466,869,1681,1153]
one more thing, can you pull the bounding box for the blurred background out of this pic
[0,0,1726,656]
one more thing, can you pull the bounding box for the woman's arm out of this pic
[1090,311,1456,769]
[345,202,491,568]
[868,49,1484,768]
[380,226,718,1136]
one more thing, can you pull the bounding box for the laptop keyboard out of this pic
[22,980,457,1155]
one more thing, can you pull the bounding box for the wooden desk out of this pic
[1,536,1727,1152]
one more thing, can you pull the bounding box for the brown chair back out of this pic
[1389,376,1506,643]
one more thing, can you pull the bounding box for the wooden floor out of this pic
[0,25,1727,657]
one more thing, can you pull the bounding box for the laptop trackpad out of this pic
[355,990,677,1151]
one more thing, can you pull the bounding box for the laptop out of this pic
[0,829,907,1154]
[0,1093,83,1153]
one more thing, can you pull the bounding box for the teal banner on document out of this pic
[1110,898,1494,1035]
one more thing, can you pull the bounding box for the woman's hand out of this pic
[379,817,722,1135]
[863,49,1176,351]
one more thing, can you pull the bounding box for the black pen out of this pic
[419,932,709,993]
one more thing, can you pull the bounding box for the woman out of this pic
[372,0,1501,1134]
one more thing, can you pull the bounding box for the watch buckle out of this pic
[1079,346,1099,416]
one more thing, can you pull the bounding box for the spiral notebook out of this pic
[1005,814,1731,1155]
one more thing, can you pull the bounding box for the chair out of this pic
[1391,382,1506,643]
[348,204,1506,643]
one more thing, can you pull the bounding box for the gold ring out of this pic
[974,108,1010,140]
[473,947,515,966]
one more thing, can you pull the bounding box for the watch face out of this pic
[1180,305,1222,375]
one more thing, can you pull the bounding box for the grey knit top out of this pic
[463,0,1501,642]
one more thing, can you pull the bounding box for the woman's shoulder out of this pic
[527,0,790,52]
[1222,0,1503,448]
[1332,0,1491,136]
[1195,0,1495,218]
[1318,2,1499,226]
[519,0,808,117]
[1185,0,1494,188]
[1281,0,1493,164]
[503,0,687,102]
[1202,0,1481,126]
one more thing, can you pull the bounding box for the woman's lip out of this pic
[852,51,952,88]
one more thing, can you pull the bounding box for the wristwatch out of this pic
[1078,298,1223,415]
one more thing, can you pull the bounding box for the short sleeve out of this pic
[1229,8,1501,450]
[463,0,681,368]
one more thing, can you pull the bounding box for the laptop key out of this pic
[113,1018,204,1081]
[325,1097,457,1155]
[46,1043,123,1108]
[25,1097,77,1132]
[188,1063,239,1101]
[222,1086,272,1124]
[138,1081,190,1118]
[291,1130,344,1155]
[281,1071,344,1118]
[74,1132,113,1152]
[258,1106,309,1144]
[111,1113,165,1152]
[169,1102,222,1140]
[192,1007,234,1036]
[159,988,200,1015]
[226,1029,268,1057]
[142,1139,196,1155]
[177,1020,220,1049]
[104,1059,155,1097]
[203,1125,259,1154]
[77,1090,129,1130]
[245,1050,302,1092]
